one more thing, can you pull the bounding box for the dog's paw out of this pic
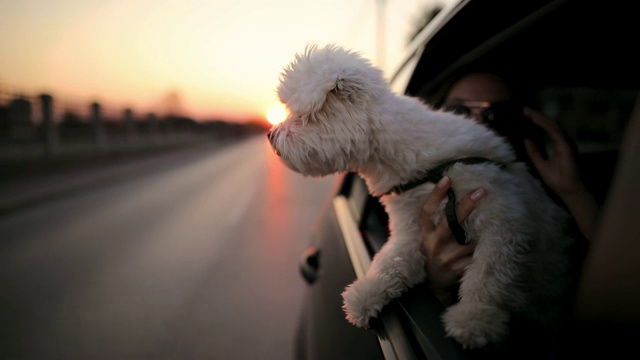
[442,302,510,349]
[341,277,390,328]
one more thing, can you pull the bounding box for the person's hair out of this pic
[425,65,537,109]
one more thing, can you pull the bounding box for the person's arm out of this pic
[421,176,485,306]
[523,107,599,241]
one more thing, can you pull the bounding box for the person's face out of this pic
[445,72,512,104]
[442,73,518,128]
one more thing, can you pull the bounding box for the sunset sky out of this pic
[0,0,450,122]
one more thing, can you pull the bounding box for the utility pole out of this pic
[376,0,387,71]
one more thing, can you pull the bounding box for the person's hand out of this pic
[523,107,598,240]
[421,176,485,305]
[523,107,584,197]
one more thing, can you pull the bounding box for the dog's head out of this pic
[267,44,388,177]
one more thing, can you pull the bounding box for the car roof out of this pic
[394,0,639,98]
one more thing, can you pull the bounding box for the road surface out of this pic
[0,135,338,359]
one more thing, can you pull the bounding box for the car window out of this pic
[352,0,640,256]
[360,195,389,254]
[340,173,390,255]
[341,172,368,222]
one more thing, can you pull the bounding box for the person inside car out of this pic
[420,70,599,306]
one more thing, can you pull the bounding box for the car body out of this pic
[294,0,639,358]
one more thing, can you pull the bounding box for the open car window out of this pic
[362,0,639,255]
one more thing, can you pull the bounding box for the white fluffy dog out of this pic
[267,45,576,349]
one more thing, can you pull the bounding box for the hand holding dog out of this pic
[421,176,485,306]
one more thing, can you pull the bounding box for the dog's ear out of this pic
[332,75,367,103]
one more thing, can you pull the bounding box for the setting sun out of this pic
[266,104,288,125]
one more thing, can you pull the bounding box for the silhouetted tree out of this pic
[61,111,84,129]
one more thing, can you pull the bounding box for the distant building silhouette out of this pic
[0,89,267,155]
[10,97,32,124]
[0,96,37,140]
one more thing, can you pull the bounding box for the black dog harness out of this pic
[384,157,506,245]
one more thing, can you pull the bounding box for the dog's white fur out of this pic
[268,44,576,349]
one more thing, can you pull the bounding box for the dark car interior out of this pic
[411,0,637,204]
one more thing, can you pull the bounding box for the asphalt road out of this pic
[0,135,338,360]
